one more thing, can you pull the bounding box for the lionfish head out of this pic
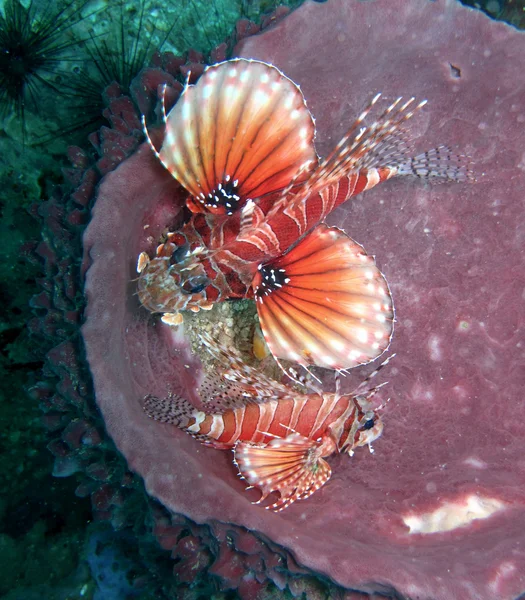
[351,394,385,452]
[136,244,213,325]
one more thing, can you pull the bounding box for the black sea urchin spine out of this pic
[0,0,95,138]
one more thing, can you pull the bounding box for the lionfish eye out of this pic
[362,418,375,431]
[170,244,190,265]
[181,275,210,295]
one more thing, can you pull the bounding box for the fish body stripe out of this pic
[309,393,343,439]
[137,166,397,314]
[232,406,245,444]
[184,393,358,449]
[287,396,308,433]
[187,411,206,433]
[208,414,225,439]
[253,401,279,441]
[337,411,363,452]
[218,168,394,266]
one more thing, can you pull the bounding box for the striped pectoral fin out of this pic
[234,433,332,512]
[252,223,394,371]
[157,59,317,216]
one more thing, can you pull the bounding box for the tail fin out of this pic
[396,144,473,182]
[143,393,196,427]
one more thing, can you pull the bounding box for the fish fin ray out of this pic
[234,433,332,511]
[396,144,474,182]
[258,95,425,223]
[253,223,394,370]
[309,95,426,188]
[158,59,318,216]
[199,375,291,412]
[198,332,293,411]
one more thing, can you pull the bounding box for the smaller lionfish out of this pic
[139,59,469,373]
[143,333,391,512]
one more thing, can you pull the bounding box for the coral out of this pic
[29,0,525,599]
[85,526,156,600]
[462,0,525,28]
[0,517,88,599]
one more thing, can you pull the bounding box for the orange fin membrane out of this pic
[234,433,332,512]
[152,59,318,215]
[252,223,394,370]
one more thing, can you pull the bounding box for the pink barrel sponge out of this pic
[82,1,525,598]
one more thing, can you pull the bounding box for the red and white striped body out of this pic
[143,331,388,511]
[144,387,383,512]
[138,59,469,369]
[179,389,381,454]
[137,165,397,311]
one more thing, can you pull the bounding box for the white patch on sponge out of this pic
[403,494,505,534]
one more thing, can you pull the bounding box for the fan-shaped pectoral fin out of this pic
[253,223,394,370]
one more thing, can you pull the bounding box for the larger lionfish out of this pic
[138,59,468,372]
[143,333,390,511]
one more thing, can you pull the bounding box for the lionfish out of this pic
[143,333,390,511]
[138,58,468,372]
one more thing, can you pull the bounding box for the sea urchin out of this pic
[0,0,92,135]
